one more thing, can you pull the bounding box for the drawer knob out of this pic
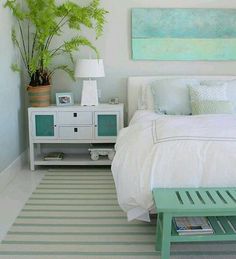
[74,128,78,133]
[73,113,77,117]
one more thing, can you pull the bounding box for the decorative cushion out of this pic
[200,80,236,112]
[190,84,228,102]
[189,84,234,115]
[191,100,234,115]
[151,79,199,115]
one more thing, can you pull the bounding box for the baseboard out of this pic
[0,150,28,193]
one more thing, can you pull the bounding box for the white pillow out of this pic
[137,84,154,111]
[150,78,200,115]
[200,80,224,86]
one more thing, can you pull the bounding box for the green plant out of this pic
[5,0,108,86]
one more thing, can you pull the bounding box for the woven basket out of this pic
[27,85,51,107]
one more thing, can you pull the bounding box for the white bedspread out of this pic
[111,111,236,221]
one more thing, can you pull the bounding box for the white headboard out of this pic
[127,75,236,122]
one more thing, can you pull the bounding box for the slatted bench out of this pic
[152,188,236,259]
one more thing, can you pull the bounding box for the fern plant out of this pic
[5,0,107,86]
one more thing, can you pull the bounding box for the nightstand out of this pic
[28,104,124,170]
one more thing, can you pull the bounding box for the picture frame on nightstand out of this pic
[56,92,74,106]
[109,97,119,104]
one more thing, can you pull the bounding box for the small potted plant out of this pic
[5,0,107,107]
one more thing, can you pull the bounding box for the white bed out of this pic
[111,76,236,222]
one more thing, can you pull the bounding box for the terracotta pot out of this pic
[27,85,51,107]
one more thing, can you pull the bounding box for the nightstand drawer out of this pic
[59,126,93,139]
[58,112,92,125]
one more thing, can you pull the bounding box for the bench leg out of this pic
[155,213,163,251]
[160,213,172,259]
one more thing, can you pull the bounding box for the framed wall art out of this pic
[132,8,236,61]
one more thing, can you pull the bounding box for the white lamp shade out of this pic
[74,59,105,78]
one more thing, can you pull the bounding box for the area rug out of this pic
[0,169,236,259]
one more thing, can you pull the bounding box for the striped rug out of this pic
[0,169,236,259]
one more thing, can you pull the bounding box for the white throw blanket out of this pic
[112,113,236,222]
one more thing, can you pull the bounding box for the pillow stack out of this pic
[147,78,236,115]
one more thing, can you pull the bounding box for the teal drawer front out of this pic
[35,115,54,137]
[97,115,117,137]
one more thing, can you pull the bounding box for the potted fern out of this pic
[5,0,107,107]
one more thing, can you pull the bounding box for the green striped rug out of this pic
[0,169,236,259]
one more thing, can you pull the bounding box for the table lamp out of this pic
[74,59,105,106]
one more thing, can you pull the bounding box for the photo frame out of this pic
[56,92,74,106]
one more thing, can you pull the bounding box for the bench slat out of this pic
[187,190,208,207]
[205,190,226,206]
[176,190,194,206]
[227,216,236,232]
[153,190,177,209]
[218,216,235,234]
[208,217,224,235]
[216,190,236,206]
[193,190,214,206]
[222,190,236,205]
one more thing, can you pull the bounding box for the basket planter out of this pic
[27,85,51,107]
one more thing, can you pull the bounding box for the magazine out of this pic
[44,152,64,161]
[174,217,214,235]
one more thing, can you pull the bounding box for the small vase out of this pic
[27,85,51,107]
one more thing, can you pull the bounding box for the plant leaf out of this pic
[63,36,98,57]
[11,64,21,73]
[51,65,75,81]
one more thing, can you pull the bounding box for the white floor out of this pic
[0,166,45,242]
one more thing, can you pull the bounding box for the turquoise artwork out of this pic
[132,8,236,60]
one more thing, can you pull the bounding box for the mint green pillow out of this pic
[191,100,234,115]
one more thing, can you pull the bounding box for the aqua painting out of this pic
[132,8,236,60]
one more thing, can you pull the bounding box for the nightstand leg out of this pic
[29,142,35,171]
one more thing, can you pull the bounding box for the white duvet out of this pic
[111,111,236,221]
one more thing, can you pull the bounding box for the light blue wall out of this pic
[0,2,26,173]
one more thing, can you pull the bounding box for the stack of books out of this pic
[174,217,214,235]
[43,152,64,161]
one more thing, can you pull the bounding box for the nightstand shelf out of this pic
[34,154,112,166]
[28,104,124,170]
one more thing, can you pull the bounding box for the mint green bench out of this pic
[153,188,236,259]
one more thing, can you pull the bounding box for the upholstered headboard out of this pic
[127,75,236,122]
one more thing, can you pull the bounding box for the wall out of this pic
[52,0,236,117]
[0,2,26,173]
[0,0,235,172]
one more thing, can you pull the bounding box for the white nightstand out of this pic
[28,104,124,170]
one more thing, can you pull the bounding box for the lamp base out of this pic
[81,80,98,106]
